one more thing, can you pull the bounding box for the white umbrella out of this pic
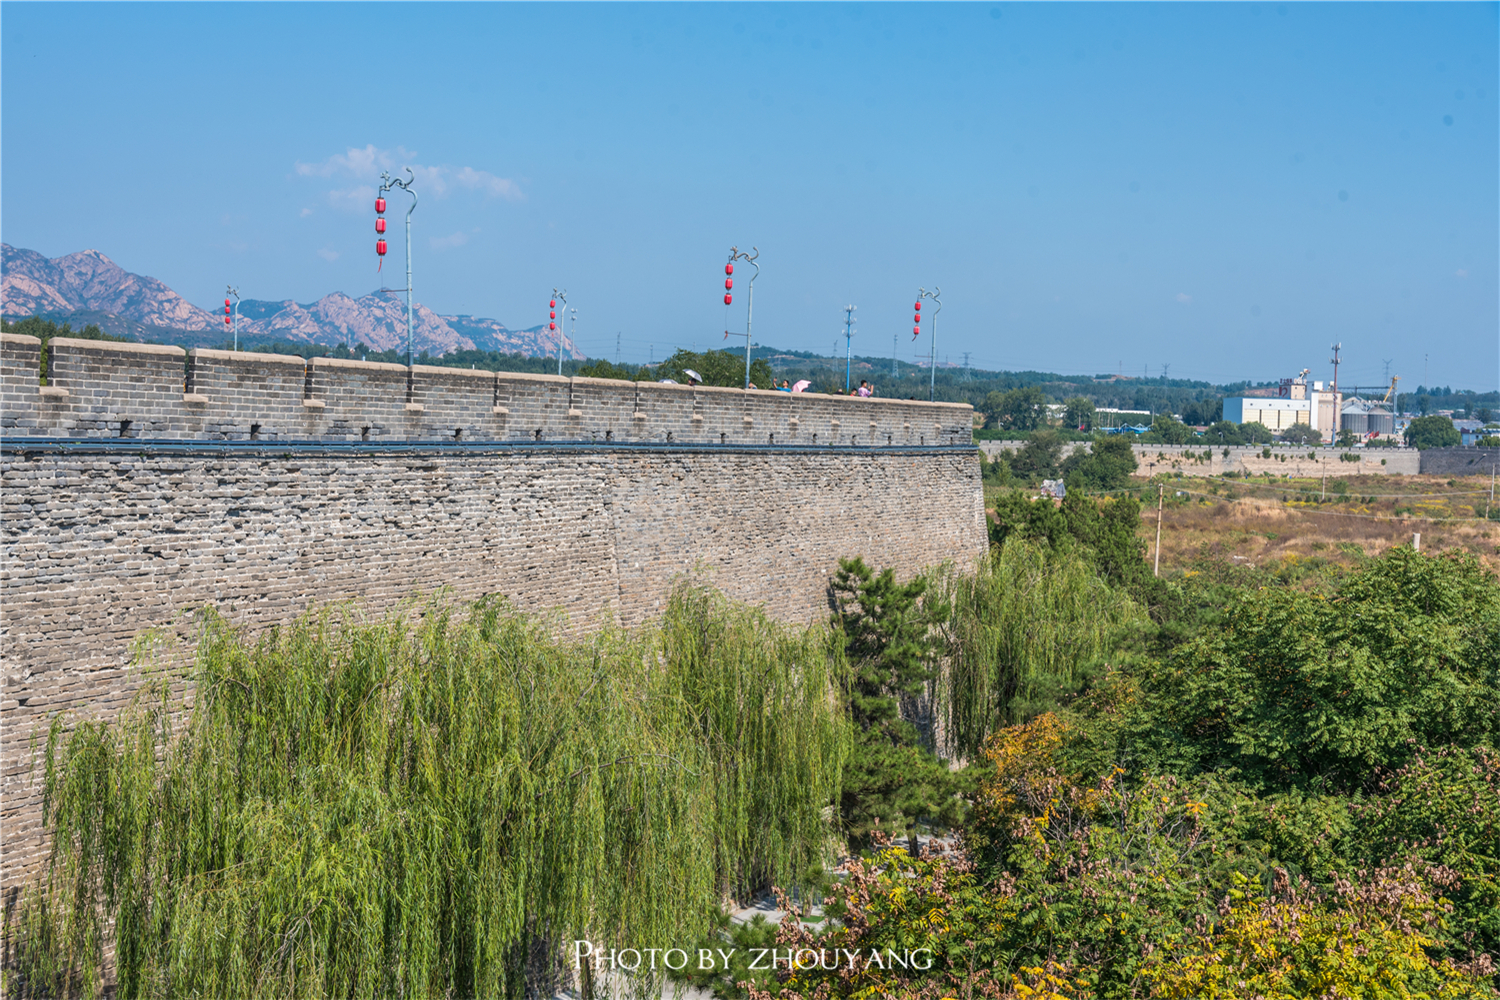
[683,368,704,384]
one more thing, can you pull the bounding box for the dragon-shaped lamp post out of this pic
[918,286,942,402]
[552,288,569,376]
[379,168,418,368]
[723,246,760,389]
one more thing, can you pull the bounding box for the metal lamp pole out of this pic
[725,246,760,388]
[379,168,418,367]
[226,285,240,351]
[552,288,569,376]
[843,304,857,393]
[919,286,942,402]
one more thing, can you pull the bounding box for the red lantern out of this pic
[913,326,920,336]
[224,315,231,325]
[376,197,386,214]
[725,278,733,290]
[914,314,921,324]
[376,218,386,234]
[225,298,231,307]
[914,301,921,311]
[549,299,556,308]
[724,294,733,305]
[550,311,556,320]
[549,322,556,331]
[376,239,388,256]
[725,263,734,275]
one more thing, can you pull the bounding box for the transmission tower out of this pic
[962,351,971,380]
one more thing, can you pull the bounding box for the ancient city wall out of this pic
[6,336,969,448]
[978,439,1423,477]
[1416,447,1500,477]
[0,333,986,889]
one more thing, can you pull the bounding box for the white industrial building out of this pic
[1222,370,1342,442]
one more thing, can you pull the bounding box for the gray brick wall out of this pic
[1417,448,1500,477]
[977,439,1424,477]
[1,335,973,447]
[0,341,985,890]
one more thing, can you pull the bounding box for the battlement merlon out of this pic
[0,335,972,446]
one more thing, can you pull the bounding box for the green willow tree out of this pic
[13,587,849,1000]
[935,539,1143,758]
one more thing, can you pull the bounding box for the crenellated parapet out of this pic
[1,334,972,447]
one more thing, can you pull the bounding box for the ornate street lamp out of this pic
[377,168,418,367]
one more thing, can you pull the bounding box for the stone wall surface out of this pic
[0,336,985,890]
[1417,447,1500,477]
[1,336,972,448]
[977,439,1422,477]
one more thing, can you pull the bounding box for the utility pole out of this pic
[378,169,418,368]
[1330,342,1342,392]
[1154,484,1164,578]
[1488,462,1495,521]
[616,332,621,365]
[843,304,857,393]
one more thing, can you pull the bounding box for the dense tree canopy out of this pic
[1142,413,1192,444]
[984,386,1048,431]
[1061,435,1138,492]
[1406,414,1462,450]
[1062,396,1096,431]
[1276,421,1318,444]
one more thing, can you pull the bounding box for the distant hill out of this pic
[0,244,581,359]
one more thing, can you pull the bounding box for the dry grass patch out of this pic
[1137,473,1500,580]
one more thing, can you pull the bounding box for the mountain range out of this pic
[0,244,581,359]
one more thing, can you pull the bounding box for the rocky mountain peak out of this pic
[0,244,580,359]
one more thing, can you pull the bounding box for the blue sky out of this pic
[2,2,1496,390]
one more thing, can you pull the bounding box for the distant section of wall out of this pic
[977,438,1422,477]
[1418,447,1500,477]
[0,335,985,890]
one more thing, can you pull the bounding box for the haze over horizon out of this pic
[1,2,1495,391]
